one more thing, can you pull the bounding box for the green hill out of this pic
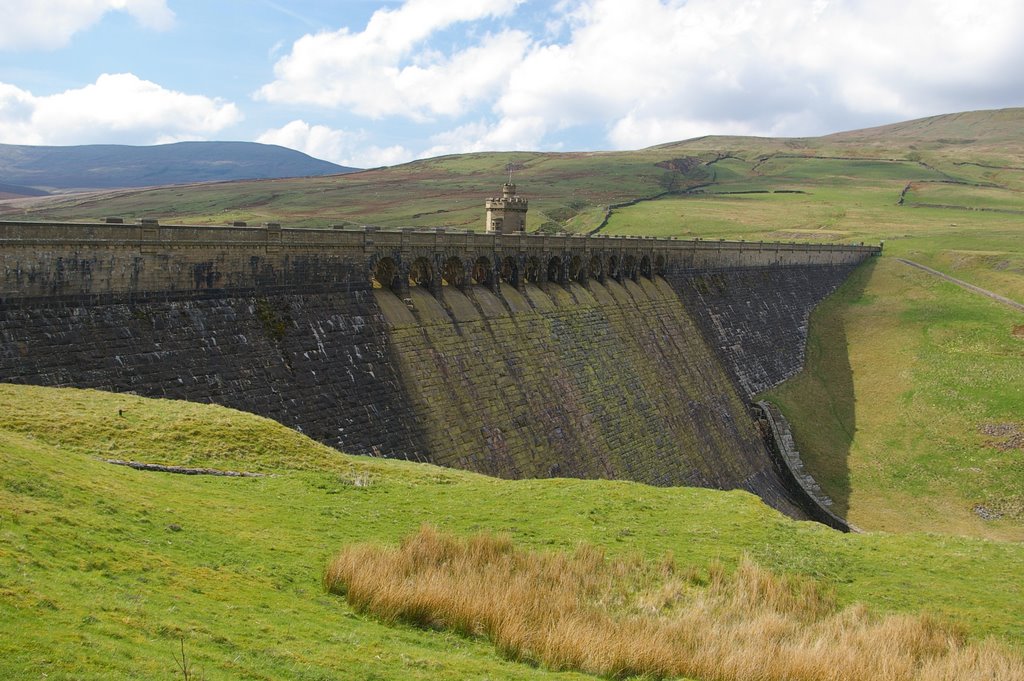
[654,107,1024,158]
[0,148,691,232]
[823,108,1024,148]
[1,384,1021,680]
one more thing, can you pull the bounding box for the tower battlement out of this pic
[485,182,528,233]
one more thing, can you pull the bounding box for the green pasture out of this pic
[905,181,1024,211]
[948,165,1024,191]
[749,157,949,182]
[603,157,1024,301]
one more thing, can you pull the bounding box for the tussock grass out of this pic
[326,526,1024,681]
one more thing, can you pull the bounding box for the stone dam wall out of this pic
[0,220,879,519]
[670,265,861,396]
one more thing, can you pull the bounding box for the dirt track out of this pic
[897,258,1024,313]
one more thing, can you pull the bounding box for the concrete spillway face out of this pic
[374,276,807,519]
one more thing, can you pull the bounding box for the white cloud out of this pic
[421,116,548,157]
[2,0,1020,159]
[608,114,760,150]
[0,0,174,50]
[255,0,1024,156]
[257,120,414,168]
[495,0,1024,148]
[0,73,241,145]
[256,0,528,119]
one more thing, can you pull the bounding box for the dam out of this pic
[0,218,878,520]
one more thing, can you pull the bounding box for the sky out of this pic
[1,0,1022,168]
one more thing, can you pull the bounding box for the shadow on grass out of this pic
[765,257,878,518]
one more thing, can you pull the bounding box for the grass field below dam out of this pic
[1,384,1022,680]
[768,256,1024,539]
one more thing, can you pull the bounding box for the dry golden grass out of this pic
[325,526,1024,681]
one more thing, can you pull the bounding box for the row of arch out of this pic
[373,252,667,291]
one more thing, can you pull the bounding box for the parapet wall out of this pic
[0,220,878,302]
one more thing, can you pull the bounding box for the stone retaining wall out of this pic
[756,401,851,531]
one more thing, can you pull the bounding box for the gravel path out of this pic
[896,258,1024,314]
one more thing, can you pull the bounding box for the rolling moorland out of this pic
[1,107,1023,679]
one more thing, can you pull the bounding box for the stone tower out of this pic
[485,182,528,233]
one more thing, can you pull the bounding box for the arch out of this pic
[441,256,465,287]
[408,256,433,288]
[499,256,519,288]
[623,255,636,280]
[588,255,602,281]
[654,254,667,276]
[373,257,399,291]
[525,256,542,284]
[639,255,652,279]
[607,255,619,281]
[568,255,583,282]
[471,256,492,286]
[546,256,563,284]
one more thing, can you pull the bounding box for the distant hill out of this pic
[0,141,357,195]
[0,182,49,199]
[650,107,1024,154]
[821,107,1024,145]
[6,106,1024,228]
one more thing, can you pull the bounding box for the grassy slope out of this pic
[1,384,1022,681]
[603,171,1024,301]
[765,259,1024,540]
[16,108,1018,233]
